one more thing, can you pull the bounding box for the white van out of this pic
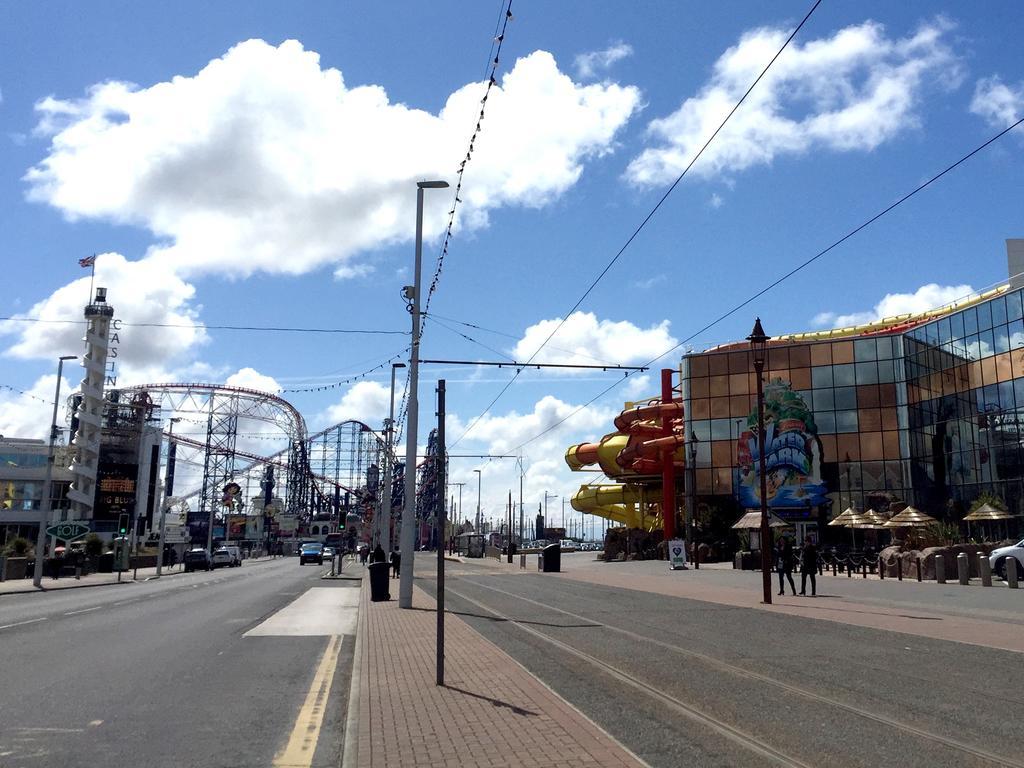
[212,545,242,568]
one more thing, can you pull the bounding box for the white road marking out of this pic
[65,606,102,616]
[0,617,47,631]
[245,588,358,637]
[88,720,103,727]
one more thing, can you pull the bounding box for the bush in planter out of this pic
[3,537,32,556]
[84,533,104,558]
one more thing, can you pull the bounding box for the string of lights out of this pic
[395,0,514,445]
[449,0,822,449]
[502,115,1024,453]
[0,383,51,405]
[0,316,406,335]
[278,348,410,394]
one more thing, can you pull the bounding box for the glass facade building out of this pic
[681,280,1024,543]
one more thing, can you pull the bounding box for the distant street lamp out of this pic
[399,179,449,610]
[474,469,482,531]
[33,355,77,588]
[379,362,406,553]
[747,317,772,605]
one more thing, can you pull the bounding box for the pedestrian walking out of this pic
[359,546,368,566]
[800,536,818,596]
[389,547,401,578]
[776,535,796,595]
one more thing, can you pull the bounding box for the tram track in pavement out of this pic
[441,576,1023,768]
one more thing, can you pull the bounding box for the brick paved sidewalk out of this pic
[354,580,644,768]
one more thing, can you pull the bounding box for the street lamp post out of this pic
[380,362,406,554]
[544,492,557,538]
[748,317,772,605]
[474,469,482,532]
[33,355,77,588]
[399,179,449,609]
[155,417,181,577]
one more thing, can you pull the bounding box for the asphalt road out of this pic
[420,556,1024,768]
[0,557,357,768]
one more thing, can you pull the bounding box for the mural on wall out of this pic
[737,379,829,510]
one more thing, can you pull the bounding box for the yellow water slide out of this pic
[569,482,660,530]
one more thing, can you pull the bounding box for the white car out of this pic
[560,539,579,551]
[211,546,241,568]
[989,539,1024,580]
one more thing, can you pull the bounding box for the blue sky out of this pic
[2,1,1022,526]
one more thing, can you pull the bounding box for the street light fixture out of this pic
[33,355,77,588]
[747,317,772,605]
[379,362,406,553]
[474,469,482,532]
[399,179,449,609]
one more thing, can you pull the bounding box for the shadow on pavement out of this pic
[442,685,539,717]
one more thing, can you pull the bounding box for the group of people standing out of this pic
[775,534,818,596]
[360,543,402,577]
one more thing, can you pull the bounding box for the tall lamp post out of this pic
[747,317,772,605]
[155,416,181,578]
[473,469,482,532]
[379,362,406,553]
[544,492,558,537]
[399,179,448,609]
[33,355,77,588]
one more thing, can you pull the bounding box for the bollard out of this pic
[1007,558,1019,589]
[833,560,838,576]
[879,557,885,579]
[847,560,852,578]
[897,557,903,581]
[957,552,969,585]
[520,553,526,570]
[979,554,992,587]
[862,562,867,578]
[935,554,946,584]
[915,557,922,582]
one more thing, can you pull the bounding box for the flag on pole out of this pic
[78,255,96,268]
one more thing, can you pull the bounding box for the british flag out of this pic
[78,255,96,268]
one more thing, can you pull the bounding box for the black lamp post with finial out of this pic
[747,317,773,605]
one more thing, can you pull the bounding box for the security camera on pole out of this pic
[399,179,448,609]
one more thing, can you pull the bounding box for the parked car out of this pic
[183,548,212,573]
[211,546,241,568]
[560,539,579,551]
[299,542,324,565]
[989,538,1024,579]
[322,546,336,559]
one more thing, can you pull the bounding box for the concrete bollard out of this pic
[897,557,903,581]
[832,560,838,576]
[847,560,853,578]
[1007,558,1019,589]
[980,554,992,587]
[916,558,922,582]
[957,552,969,585]
[879,558,885,579]
[520,553,526,570]
[936,554,946,584]
[862,562,867,578]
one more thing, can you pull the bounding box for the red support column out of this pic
[661,368,676,543]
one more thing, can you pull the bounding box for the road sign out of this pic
[45,521,91,541]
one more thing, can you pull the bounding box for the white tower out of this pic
[67,287,115,520]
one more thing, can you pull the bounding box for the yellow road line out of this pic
[273,634,341,767]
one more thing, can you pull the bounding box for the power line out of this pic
[450,0,822,448]
[0,316,406,335]
[504,115,1024,453]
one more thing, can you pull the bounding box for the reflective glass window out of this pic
[833,364,855,386]
[854,338,877,362]
[835,387,857,410]
[836,410,859,432]
[810,343,831,366]
[690,356,709,377]
[992,296,1007,328]
[831,341,854,364]
[977,300,993,332]
[937,317,952,345]
[951,311,966,341]
[691,420,711,442]
[1009,319,1024,349]
[811,366,833,389]
[877,359,896,383]
[963,307,978,336]
[998,380,1015,411]
[709,354,729,375]
[813,389,834,411]
[976,384,998,413]
[790,346,811,368]
[691,377,710,398]
[995,326,1011,354]
[967,334,981,360]
[816,411,836,433]
[695,443,711,466]
[1007,290,1024,323]
[710,375,729,396]
[980,329,996,359]
[1015,378,1024,409]
[855,362,878,385]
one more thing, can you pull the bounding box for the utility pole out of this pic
[33,355,76,588]
[518,456,524,547]
[380,362,405,553]
[474,469,482,532]
[399,180,448,609]
[507,490,513,563]
[436,379,446,685]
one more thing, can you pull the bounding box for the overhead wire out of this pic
[0,316,406,335]
[450,0,823,448]
[501,115,1024,453]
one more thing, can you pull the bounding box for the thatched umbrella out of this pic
[883,506,936,527]
[963,503,1015,541]
[829,507,870,547]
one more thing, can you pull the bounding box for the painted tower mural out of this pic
[737,379,829,510]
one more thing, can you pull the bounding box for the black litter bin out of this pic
[368,561,391,601]
[542,543,561,573]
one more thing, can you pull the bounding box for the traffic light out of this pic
[118,513,129,536]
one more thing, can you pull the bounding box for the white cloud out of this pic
[512,311,676,369]
[575,42,634,80]
[971,75,1024,128]
[709,192,724,208]
[0,252,207,381]
[812,283,974,328]
[626,18,960,185]
[317,380,391,428]
[632,274,665,290]
[225,367,281,394]
[0,374,73,440]
[26,40,641,280]
[333,263,375,281]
